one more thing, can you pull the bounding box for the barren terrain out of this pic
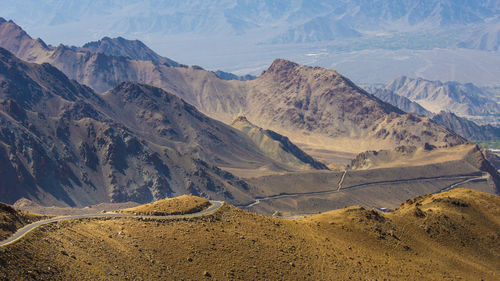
[0,189,498,280]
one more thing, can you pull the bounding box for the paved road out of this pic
[337,170,347,191]
[0,201,224,247]
[238,172,489,208]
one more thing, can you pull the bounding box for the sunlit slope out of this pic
[0,189,498,280]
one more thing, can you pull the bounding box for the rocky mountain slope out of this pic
[384,76,500,116]
[231,116,327,170]
[0,19,467,156]
[1,47,326,207]
[241,60,465,153]
[366,86,500,143]
[1,189,499,280]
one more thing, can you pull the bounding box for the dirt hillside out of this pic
[0,189,498,280]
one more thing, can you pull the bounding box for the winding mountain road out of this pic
[238,172,489,208]
[0,201,224,247]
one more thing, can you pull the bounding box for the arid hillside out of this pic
[231,116,328,170]
[119,195,210,216]
[0,203,47,240]
[0,189,498,280]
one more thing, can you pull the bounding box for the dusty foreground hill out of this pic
[1,189,499,280]
[119,195,210,216]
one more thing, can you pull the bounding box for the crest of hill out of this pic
[0,189,499,280]
[118,195,210,216]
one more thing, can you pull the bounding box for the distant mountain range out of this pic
[0,19,475,208]
[3,1,499,45]
[431,111,500,142]
[2,1,500,86]
[458,16,500,52]
[366,80,500,143]
[383,76,500,117]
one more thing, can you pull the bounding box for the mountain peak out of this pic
[264,59,300,75]
[80,36,178,66]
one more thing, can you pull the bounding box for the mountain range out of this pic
[0,18,466,157]
[383,76,500,117]
[366,77,500,143]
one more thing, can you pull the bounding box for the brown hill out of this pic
[242,59,465,154]
[0,19,466,158]
[119,195,210,216]
[0,189,498,280]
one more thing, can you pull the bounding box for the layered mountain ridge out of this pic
[0,19,467,157]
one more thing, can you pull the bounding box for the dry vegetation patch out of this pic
[118,195,210,216]
[0,189,498,280]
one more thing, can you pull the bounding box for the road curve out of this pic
[237,173,489,208]
[0,200,224,247]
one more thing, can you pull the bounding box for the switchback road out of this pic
[0,201,224,247]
